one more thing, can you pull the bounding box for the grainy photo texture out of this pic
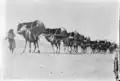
[2,0,120,81]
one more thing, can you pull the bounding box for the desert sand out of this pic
[2,40,116,81]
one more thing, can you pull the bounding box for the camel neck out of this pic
[45,36,53,43]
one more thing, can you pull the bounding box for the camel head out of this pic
[17,23,26,35]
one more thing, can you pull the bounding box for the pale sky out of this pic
[6,0,119,43]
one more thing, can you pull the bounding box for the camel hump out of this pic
[33,20,44,27]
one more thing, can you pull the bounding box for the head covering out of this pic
[8,29,14,33]
[7,29,15,38]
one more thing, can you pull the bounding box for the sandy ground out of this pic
[2,40,116,81]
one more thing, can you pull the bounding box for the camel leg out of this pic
[56,42,60,54]
[64,46,66,53]
[56,44,58,54]
[71,46,73,54]
[54,44,57,54]
[67,46,69,53]
[73,46,76,53]
[36,41,40,53]
[76,46,78,53]
[68,46,70,53]
[75,46,77,53]
[51,44,55,54]
[70,46,73,54]
[73,46,75,53]
[58,42,61,54]
[29,42,31,53]
[58,44,60,54]
[33,42,36,53]
[72,46,74,53]
[69,46,72,54]
[21,41,27,54]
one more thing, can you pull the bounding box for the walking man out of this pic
[5,29,16,53]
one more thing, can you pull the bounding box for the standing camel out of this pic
[44,34,61,54]
[17,20,46,54]
[43,27,67,54]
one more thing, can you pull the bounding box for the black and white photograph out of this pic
[0,0,120,81]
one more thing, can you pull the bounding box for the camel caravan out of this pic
[5,20,120,81]
[5,20,119,54]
